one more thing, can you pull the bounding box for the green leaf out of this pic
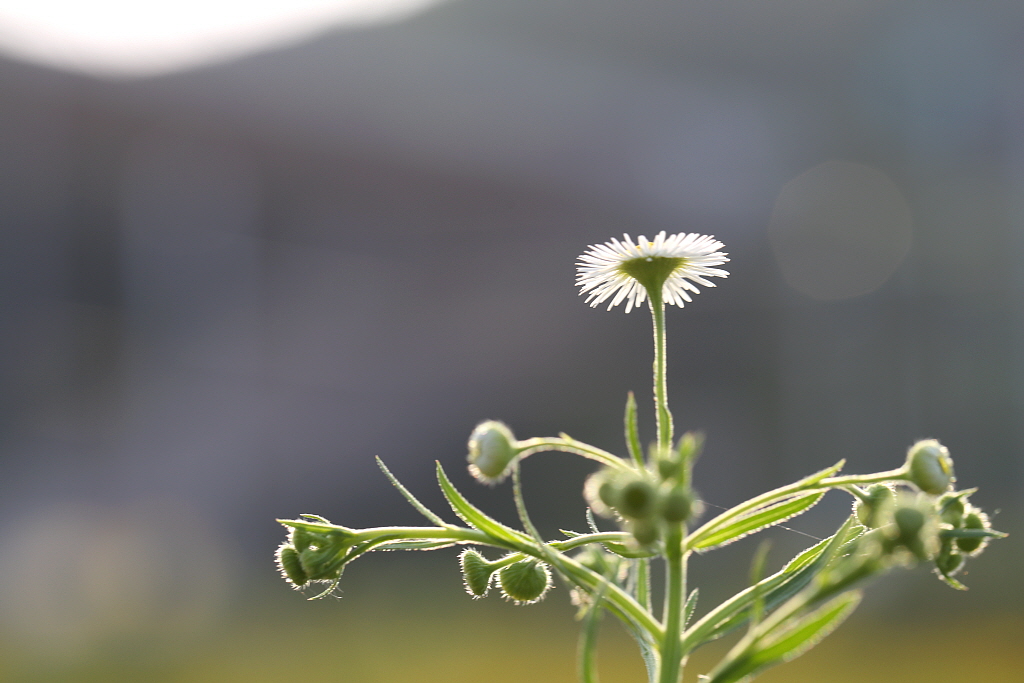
[435,461,532,549]
[704,591,861,683]
[938,528,1008,540]
[376,456,449,526]
[683,588,699,628]
[690,492,825,551]
[682,518,863,650]
[625,391,644,468]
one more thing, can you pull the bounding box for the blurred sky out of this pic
[0,1,1023,681]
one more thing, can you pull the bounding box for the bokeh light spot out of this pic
[769,160,913,300]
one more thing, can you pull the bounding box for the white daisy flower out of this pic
[576,232,729,313]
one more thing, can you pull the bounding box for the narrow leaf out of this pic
[683,588,699,628]
[376,456,448,526]
[683,518,863,649]
[705,591,861,683]
[625,391,644,468]
[691,492,825,551]
[436,461,532,548]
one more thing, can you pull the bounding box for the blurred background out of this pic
[0,0,1022,681]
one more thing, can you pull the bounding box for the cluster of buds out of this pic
[275,518,354,589]
[458,549,553,604]
[933,489,999,588]
[585,433,704,546]
[850,440,1003,588]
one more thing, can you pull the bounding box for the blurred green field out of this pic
[2,556,1020,683]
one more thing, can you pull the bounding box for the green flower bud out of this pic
[657,458,682,482]
[956,509,990,555]
[598,480,619,509]
[467,421,521,484]
[660,486,694,523]
[934,540,965,578]
[290,528,314,553]
[299,546,343,582]
[676,431,704,464]
[906,439,955,494]
[292,528,352,582]
[618,478,657,519]
[855,484,895,528]
[894,506,925,537]
[937,492,966,527]
[498,559,552,605]
[276,544,308,587]
[584,469,620,517]
[629,518,660,546]
[888,498,938,562]
[459,549,496,598]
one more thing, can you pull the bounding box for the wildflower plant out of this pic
[275,232,1005,683]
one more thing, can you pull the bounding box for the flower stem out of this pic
[649,291,673,454]
[516,436,632,471]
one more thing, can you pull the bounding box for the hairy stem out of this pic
[658,523,686,683]
[516,436,632,471]
[650,291,673,453]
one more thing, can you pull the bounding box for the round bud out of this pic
[618,478,657,519]
[935,541,965,577]
[598,480,619,509]
[467,421,520,484]
[956,510,989,554]
[299,546,343,582]
[498,559,552,605]
[290,528,315,553]
[676,431,703,463]
[630,518,660,546]
[276,544,308,587]
[459,549,495,598]
[855,484,895,528]
[894,506,925,538]
[660,487,693,522]
[906,439,955,494]
[892,504,935,561]
[657,458,682,482]
[584,470,619,517]
[937,493,966,527]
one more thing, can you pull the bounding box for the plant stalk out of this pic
[658,523,686,683]
[650,291,673,453]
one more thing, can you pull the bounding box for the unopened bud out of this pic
[276,544,309,587]
[890,502,936,561]
[618,478,657,519]
[468,421,520,484]
[855,484,895,528]
[657,458,682,482]
[630,518,660,546]
[956,509,990,555]
[935,541,965,577]
[906,439,955,494]
[290,528,314,553]
[299,547,342,582]
[460,549,496,598]
[660,486,694,523]
[584,470,620,517]
[937,492,966,527]
[498,559,552,605]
